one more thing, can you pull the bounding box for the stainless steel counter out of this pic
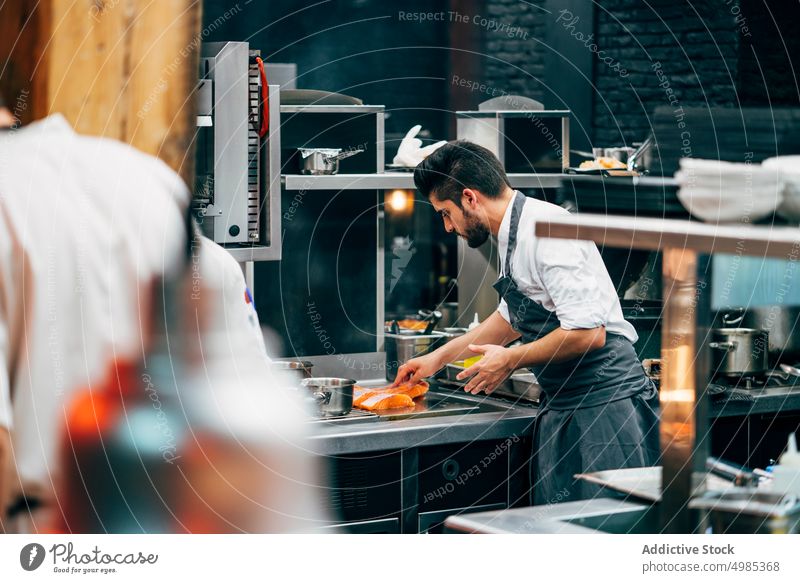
[307,381,538,456]
[444,497,655,534]
[711,385,800,418]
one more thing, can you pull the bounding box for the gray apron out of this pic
[493,192,660,505]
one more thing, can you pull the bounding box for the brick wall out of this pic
[476,0,800,147]
[592,0,741,146]
[482,0,549,104]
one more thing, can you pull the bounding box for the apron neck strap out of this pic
[504,191,527,276]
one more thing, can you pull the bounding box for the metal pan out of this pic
[299,147,364,175]
[300,377,354,417]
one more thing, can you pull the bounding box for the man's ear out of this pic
[462,188,479,209]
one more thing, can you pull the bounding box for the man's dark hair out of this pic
[414,140,510,207]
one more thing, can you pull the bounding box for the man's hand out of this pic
[393,352,443,386]
[456,344,515,395]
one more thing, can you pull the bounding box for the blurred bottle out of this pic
[56,268,324,533]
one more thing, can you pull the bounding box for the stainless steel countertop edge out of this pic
[308,407,537,456]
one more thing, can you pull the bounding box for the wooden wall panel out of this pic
[0,0,202,183]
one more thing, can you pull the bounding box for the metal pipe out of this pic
[659,248,711,532]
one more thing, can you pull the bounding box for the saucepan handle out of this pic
[312,391,331,405]
[722,307,745,326]
[709,341,736,352]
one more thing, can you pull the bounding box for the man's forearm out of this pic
[506,326,606,369]
[431,311,520,366]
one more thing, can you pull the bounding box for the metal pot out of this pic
[300,377,354,417]
[298,147,364,175]
[709,328,770,378]
[721,306,800,361]
[384,332,447,381]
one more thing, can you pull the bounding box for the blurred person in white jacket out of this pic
[0,111,321,532]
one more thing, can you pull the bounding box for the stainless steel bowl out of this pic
[300,377,354,417]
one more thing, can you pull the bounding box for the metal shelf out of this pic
[456,109,571,118]
[280,104,385,114]
[282,173,568,191]
[534,213,800,259]
[222,245,282,262]
[283,173,413,190]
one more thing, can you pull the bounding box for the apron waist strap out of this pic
[540,375,652,411]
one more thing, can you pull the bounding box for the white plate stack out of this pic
[675,158,782,224]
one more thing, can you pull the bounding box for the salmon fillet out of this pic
[353,381,429,409]
[353,381,428,406]
[388,381,429,400]
[353,386,375,406]
[357,392,415,411]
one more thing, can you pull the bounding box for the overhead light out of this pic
[386,189,414,215]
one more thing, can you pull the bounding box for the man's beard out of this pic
[461,209,490,248]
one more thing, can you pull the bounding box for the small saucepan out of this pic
[299,147,364,175]
[301,377,354,417]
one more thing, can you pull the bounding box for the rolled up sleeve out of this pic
[497,299,511,323]
[536,238,609,330]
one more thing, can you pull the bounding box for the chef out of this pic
[0,108,320,532]
[394,140,660,505]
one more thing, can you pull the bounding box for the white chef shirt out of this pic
[0,115,276,508]
[497,193,638,343]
